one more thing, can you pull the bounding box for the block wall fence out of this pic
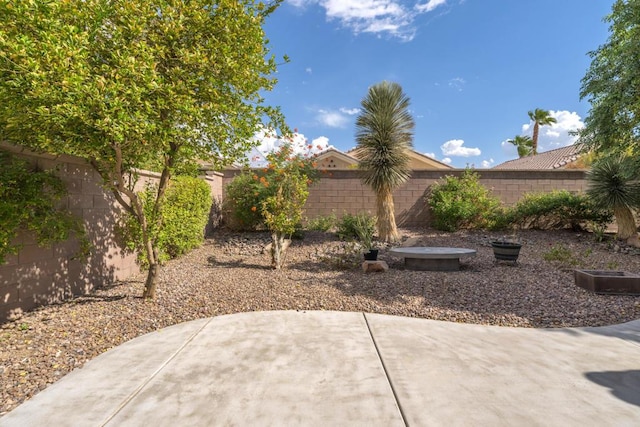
[223,169,589,227]
[0,143,222,321]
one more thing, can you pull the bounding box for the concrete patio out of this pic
[1,311,639,426]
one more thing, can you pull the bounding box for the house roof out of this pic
[345,147,453,170]
[314,148,359,167]
[492,145,584,170]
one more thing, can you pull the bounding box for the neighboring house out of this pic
[314,148,360,170]
[492,145,584,170]
[346,147,453,170]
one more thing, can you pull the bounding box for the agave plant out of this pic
[587,155,640,242]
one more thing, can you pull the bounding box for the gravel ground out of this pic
[1,228,640,414]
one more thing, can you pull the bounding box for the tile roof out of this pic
[492,144,584,170]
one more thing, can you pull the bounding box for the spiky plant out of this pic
[587,155,640,242]
[528,108,557,154]
[507,135,534,158]
[355,81,415,243]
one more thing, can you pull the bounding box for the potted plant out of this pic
[490,235,522,262]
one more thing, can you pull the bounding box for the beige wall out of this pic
[0,144,224,321]
[223,169,588,226]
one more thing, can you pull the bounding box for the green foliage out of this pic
[587,155,640,210]
[507,135,533,158]
[527,109,557,154]
[542,244,587,267]
[579,0,640,158]
[336,212,377,245]
[355,80,414,242]
[0,0,286,297]
[119,176,211,267]
[509,190,613,231]
[0,150,87,264]
[306,213,337,232]
[428,170,502,232]
[225,144,318,232]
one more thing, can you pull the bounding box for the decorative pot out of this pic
[364,249,379,261]
[491,241,522,262]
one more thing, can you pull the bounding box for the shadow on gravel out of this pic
[206,256,271,271]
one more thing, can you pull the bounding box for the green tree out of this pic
[507,135,534,158]
[355,81,415,243]
[527,109,557,155]
[579,0,640,158]
[0,0,285,299]
[587,155,640,244]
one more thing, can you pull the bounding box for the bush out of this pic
[119,176,211,266]
[427,169,503,231]
[508,190,612,231]
[0,150,87,264]
[306,212,337,232]
[224,172,266,231]
[336,212,376,242]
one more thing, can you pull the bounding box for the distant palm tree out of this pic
[527,108,557,155]
[507,135,533,158]
[355,81,415,243]
[587,155,640,244]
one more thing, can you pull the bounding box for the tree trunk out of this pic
[143,262,159,299]
[270,232,290,269]
[531,122,539,155]
[614,205,638,240]
[376,189,399,243]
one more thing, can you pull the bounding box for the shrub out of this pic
[427,169,502,231]
[0,150,87,264]
[224,172,266,231]
[509,190,612,231]
[306,212,337,232]
[336,212,376,242]
[119,176,211,266]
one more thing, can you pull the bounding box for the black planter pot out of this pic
[491,241,522,262]
[363,249,379,261]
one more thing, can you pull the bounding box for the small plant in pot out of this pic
[352,212,378,261]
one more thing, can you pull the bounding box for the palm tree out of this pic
[355,81,415,243]
[587,155,640,245]
[527,108,557,155]
[507,135,533,158]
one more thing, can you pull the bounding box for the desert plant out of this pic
[355,81,414,243]
[336,212,377,243]
[528,108,557,154]
[428,169,502,231]
[306,213,337,232]
[508,190,612,231]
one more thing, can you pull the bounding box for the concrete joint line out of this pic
[363,313,409,427]
[100,319,213,427]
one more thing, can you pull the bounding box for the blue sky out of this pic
[252,0,615,168]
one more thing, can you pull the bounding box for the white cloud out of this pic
[339,107,361,115]
[424,152,436,159]
[441,139,481,157]
[288,0,450,41]
[441,157,452,164]
[415,0,447,12]
[480,158,494,169]
[316,109,350,128]
[305,67,313,74]
[521,110,584,152]
[448,77,466,92]
[247,128,333,167]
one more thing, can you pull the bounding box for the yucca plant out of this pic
[587,155,640,242]
[355,81,415,243]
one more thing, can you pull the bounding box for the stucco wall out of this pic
[223,169,588,227]
[0,144,224,321]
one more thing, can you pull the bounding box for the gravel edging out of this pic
[1,228,639,414]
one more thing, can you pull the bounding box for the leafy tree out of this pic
[507,135,534,158]
[587,155,640,244]
[0,0,285,298]
[579,0,640,158]
[355,81,415,243]
[527,109,557,155]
